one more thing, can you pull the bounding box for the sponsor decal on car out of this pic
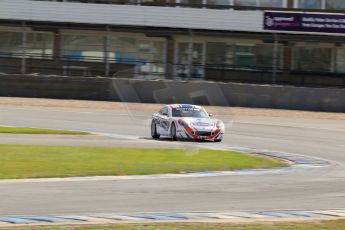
[191,121,212,127]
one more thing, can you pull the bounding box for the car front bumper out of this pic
[178,126,224,141]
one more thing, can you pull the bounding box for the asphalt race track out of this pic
[1,104,345,216]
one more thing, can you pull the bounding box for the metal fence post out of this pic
[104,26,110,77]
[272,33,279,84]
[21,22,27,74]
[187,29,193,81]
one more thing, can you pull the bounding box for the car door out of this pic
[157,106,170,135]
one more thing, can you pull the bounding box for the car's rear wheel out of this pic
[170,123,177,141]
[214,139,222,142]
[151,120,160,139]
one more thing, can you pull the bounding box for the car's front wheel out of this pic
[151,120,160,139]
[170,123,177,141]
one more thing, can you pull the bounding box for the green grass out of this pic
[0,126,89,135]
[0,145,286,179]
[2,220,345,230]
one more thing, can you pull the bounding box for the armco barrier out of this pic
[1,74,345,112]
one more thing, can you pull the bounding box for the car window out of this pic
[172,108,209,118]
[159,107,169,116]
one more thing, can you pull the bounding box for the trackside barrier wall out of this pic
[0,74,344,112]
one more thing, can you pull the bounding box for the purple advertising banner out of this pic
[264,11,345,34]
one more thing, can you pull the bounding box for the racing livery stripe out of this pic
[183,125,221,141]
[208,129,221,140]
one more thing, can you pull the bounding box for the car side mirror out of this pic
[209,113,213,117]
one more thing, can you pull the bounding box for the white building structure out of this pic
[0,0,344,86]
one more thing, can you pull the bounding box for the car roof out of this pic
[168,104,203,109]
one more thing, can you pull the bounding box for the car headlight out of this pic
[216,121,224,129]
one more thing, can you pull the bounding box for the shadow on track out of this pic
[140,137,217,143]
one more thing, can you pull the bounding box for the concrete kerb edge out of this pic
[0,212,344,227]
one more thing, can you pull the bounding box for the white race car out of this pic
[151,104,225,142]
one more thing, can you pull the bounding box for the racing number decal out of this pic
[157,107,170,132]
[155,116,169,132]
[161,119,169,131]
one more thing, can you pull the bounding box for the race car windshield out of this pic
[172,108,209,118]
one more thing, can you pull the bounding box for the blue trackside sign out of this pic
[264,11,345,34]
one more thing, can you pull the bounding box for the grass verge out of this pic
[0,126,89,135]
[0,145,286,179]
[1,220,345,230]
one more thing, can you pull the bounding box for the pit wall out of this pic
[0,74,344,112]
